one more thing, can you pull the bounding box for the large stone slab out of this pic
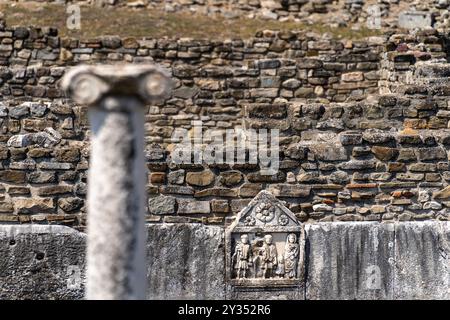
[0,225,86,300]
[394,221,450,300]
[0,223,225,300]
[1,222,449,300]
[147,223,225,299]
[305,222,395,300]
[398,11,433,29]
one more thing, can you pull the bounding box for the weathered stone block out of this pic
[342,72,364,82]
[167,169,185,185]
[248,171,286,183]
[362,129,395,144]
[0,202,14,213]
[186,170,215,187]
[371,146,398,161]
[37,185,72,196]
[416,147,447,161]
[267,184,311,197]
[309,144,348,161]
[211,199,229,213]
[284,144,307,160]
[9,104,29,119]
[58,197,84,213]
[54,148,80,162]
[15,198,55,214]
[148,195,176,215]
[147,223,225,299]
[0,225,86,300]
[394,222,450,299]
[0,222,449,300]
[219,170,243,187]
[256,59,281,69]
[305,222,395,299]
[340,132,362,145]
[28,171,56,184]
[433,185,450,199]
[398,11,433,30]
[177,199,211,214]
[338,160,377,170]
[248,103,287,119]
[0,170,26,183]
[239,183,263,197]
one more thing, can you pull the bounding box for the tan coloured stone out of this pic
[15,198,54,214]
[341,72,364,82]
[0,170,26,183]
[433,185,450,199]
[186,170,215,186]
[219,171,243,187]
[371,146,399,161]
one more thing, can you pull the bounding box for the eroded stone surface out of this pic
[305,222,395,300]
[0,225,86,300]
[0,222,449,299]
[147,223,225,300]
[394,221,450,300]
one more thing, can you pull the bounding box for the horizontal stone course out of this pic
[1,222,449,299]
[0,23,449,226]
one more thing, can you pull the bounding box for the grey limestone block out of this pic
[0,225,86,300]
[398,11,433,29]
[394,221,450,300]
[147,223,225,300]
[1,222,449,300]
[305,222,395,300]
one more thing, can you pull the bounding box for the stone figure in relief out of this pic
[275,254,285,278]
[261,234,278,278]
[284,233,299,279]
[232,234,253,278]
[252,245,263,278]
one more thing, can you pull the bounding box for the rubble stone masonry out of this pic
[1,22,450,229]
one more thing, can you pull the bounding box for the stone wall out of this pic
[146,0,337,21]
[1,22,450,229]
[28,0,338,21]
[1,222,449,299]
[16,0,450,29]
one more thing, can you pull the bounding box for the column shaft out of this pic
[86,96,146,300]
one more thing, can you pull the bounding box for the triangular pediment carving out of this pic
[231,190,300,229]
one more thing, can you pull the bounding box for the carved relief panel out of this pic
[226,190,305,293]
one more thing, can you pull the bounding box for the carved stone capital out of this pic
[61,64,172,106]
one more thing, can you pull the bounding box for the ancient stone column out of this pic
[62,65,171,300]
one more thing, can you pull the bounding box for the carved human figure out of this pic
[275,254,285,278]
[284,233,299,279]
[261,234,278,278]
[233,234,253,279]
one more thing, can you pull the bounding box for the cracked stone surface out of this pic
[1,222,449,299]
[7,127,62,148]
[0,225,86,300]
[147,223,225,300]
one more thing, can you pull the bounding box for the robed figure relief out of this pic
[232,234,252,278]
[284,233,299,279]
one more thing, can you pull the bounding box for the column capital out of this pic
[61,64,172,106]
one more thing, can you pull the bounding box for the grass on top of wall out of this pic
[0,2,382,40]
